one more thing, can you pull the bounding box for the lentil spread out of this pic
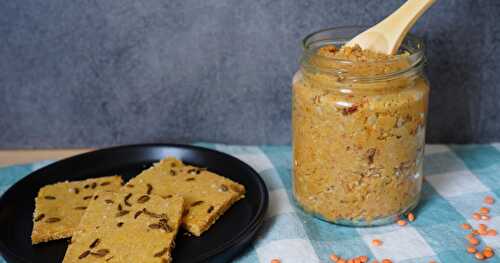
[292,44,429,224]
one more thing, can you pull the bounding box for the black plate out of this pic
[0,144,268,263]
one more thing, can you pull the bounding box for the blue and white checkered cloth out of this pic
[2,144,500,263]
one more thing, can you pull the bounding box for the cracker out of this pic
[62,191,183,263]
[31,176,123,244]
[124,157,245,236]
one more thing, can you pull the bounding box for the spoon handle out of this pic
[378,0,436,54]
[347,0,436,54]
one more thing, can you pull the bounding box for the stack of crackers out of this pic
[31,157,246,263]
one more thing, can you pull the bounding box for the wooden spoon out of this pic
[346,0,436,55]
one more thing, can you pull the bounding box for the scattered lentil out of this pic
[473,213,482,220]
[484,196,495,205]
[358,255,368,262]
[469,237,480,246]
[407,213,415,222]
[467,246,477,254]
[475,252,485,260]
[372,239,383,246]
[483,249,494,258]
[479,207,490,215]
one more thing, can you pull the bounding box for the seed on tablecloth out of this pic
[358,255,368,262]
[479,207,490,215]
[407,212,415,222]
[483,248,495,258]
[372,239,383,246]
[473,213,481,220]
[467,246,477,254]
[468,237,480,246]
[484,196,495,205]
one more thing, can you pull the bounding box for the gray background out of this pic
[1,0,499,148]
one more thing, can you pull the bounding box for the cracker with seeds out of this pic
[31,176,123,244]
[62,191,183,263]
[124,157,245,236]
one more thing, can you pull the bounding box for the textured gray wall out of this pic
[1,0,499,148]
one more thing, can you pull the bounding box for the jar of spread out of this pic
[292,27,429,226]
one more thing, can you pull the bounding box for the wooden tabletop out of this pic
[0,149,91,167]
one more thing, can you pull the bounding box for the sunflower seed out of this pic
[191,201,204,207]
[44,196,56,200]
[34,214,45,222]
[186,178,195,182]
[83,195,93,200]
[118,204,123,211]
[116,210,130,217]
[207,206,214,213]
[104,199,114,204]
[84,184,90,189]
[148,223,161,229]
[46,217,61,223]
[142,208,168,219]
[117,222,124,227]
[74,206,87,210]
[137,195,150,203]
[124,193,132,206]
[91,249,109,257]
[146,184,153,195]
[94,195,99,200]
[74,188,80,194]
[154,247,168,257]
[91,182,97,189]
[78,250,90,259]
[134,210,143,219]
[89,238,100,249]
[100,182,111,186]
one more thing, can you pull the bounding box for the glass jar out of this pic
[292,26,429,226]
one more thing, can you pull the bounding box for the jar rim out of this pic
[301,26,425,81]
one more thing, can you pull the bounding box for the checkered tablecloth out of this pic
[2,144,500,263]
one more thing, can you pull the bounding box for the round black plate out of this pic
[0,144,268,263]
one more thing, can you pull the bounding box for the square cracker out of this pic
[124,157,246,236]
[62,191,184,263]
[31,176,123,244]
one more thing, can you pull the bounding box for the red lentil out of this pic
[484,196,495,205]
